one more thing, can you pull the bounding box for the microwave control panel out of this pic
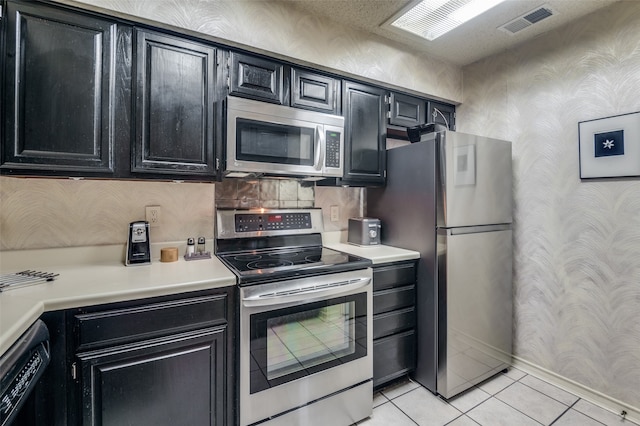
[235,212,312,232]
[325,131,341,168]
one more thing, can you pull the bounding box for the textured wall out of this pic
[458,1,640,409]
[63,0,463,103]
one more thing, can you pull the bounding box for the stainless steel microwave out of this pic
[225,97,344,179]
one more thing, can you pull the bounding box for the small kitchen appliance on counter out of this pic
[348,217,381,246]
[125,221,151,266]
[215,208,373,426]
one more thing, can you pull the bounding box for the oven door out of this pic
[239,268,373,426]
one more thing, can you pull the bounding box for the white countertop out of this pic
[0,236,419,358]
[0,243,236,358]
[323,231,420,264]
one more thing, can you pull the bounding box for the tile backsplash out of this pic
[215,178,315,209]
[214,178,362,233]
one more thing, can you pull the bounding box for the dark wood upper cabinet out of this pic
[1,0,129,175]
[427,100,456,131]
[133,29,216,176]
[389,92,426,128]
[341,81,387,186]
[229,52,286,104]
[291,69,341,114]
[0,0,456,183]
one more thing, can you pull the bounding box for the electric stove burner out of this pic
[269,252,299,258]
[247,260,294,270]
[304,255,322,263]
[234,254,262,261]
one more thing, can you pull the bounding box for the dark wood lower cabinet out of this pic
[372,261,417,389]
[373,330,416,388]
[69,289,234,425]
[21,287,235,426]
[77,328,226,426]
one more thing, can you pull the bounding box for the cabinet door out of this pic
[77,328,227,426]
[427,100,456,130]
[389,93,425,128]
[133,29,216,176]
[291,69,340,114]
[341,81,387,186]
[2,1,124,174]
[229,52,286,104]
[373,330,416,388]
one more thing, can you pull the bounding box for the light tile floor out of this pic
[358,369,639,426]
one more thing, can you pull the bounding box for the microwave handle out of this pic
[315,126,324,171]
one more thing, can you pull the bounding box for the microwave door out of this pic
[230,117,319,176]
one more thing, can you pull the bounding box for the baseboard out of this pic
[511,355,640,424]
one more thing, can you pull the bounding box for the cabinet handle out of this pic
[71,362,77,380]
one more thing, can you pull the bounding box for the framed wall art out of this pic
[578,111,640,179]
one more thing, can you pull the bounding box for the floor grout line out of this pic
[370,372,635,426]
[549,399,580,426]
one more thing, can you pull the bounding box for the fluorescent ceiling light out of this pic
[390,0,507,41]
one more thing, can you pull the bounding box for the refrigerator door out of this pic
[437,131,512,228]
[437,225,513,399]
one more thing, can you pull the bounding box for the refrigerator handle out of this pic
[437,133,448,224]
[439,224,512,235]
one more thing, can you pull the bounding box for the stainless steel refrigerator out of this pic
[368,130,513,399]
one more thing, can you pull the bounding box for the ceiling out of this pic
[275,0,620,66]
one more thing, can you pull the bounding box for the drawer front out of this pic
[373,307,415,340]
[373,284,415,315]
[75,293,227,350]
[373,330,416,388]
[373,262,416,291]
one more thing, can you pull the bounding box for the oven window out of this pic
[249,293,367,394]
[236,118,315,165]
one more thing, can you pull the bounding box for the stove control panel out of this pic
[235,212,312,232]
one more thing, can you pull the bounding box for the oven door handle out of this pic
[242,277,371,307]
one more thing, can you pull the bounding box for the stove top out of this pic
[217,246,369,281]
[215,208,372,285]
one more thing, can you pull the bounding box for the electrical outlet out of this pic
[330,205,339,222]
[146,206,161,227]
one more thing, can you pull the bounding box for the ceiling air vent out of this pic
[499,5,554,35]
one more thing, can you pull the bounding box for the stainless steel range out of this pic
[215,208,374,426]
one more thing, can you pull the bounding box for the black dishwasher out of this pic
[0,320,50,426]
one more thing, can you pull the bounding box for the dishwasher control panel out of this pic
[0,320,50,426]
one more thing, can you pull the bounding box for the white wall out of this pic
[458,1,640,411]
